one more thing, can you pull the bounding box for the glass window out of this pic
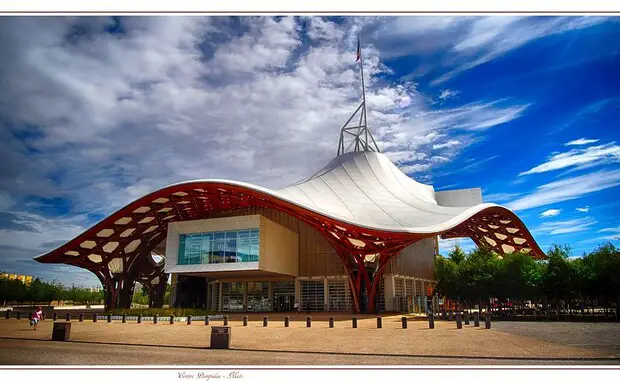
[237,237,250,262]
[201,233,212,264]
[178,235,187,264]
[179,228,259,265]
[186,234,202,264]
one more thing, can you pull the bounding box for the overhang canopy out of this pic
[35,151,544,268]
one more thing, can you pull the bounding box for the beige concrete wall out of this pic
[259,216,299,277]
[386,237,437,279]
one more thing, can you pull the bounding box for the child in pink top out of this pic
[30,306,43,330]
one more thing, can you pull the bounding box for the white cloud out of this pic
[580,226,620,244]
[376,99,526,176]
[507,169,620,211]
[429,16,611,84]
[432,140,460,150]
[484,192,522,203]
[0,211,98,285]
[384,151,427,164]
[417,101,529,131]
[535,217,596,235]
[438,89,459,102]
[398,96,411,108]
[576,206,590,213]
[598,227,620,234]
[0,191,15,212]
[539,209,561,218]
[519,143,620,176]
[566,138,600,146]
[0,16,546,283]
[398,163,433,174]
[306,17,345,41]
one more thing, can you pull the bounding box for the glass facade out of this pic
[300,280,325,312]
[178,229,259,265]
[327,279,351,311]
[222,282,244,312]
[246,282,269,312]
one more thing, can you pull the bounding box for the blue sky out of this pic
[0,16,619,286]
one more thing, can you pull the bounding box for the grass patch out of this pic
[108,308,218,317]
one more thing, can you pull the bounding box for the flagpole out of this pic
[358,33,368,149]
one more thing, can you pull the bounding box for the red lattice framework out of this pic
[35,182,544,312]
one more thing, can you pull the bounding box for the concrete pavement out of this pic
[1,315,619,365]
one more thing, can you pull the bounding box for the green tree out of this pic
[586,243,620,319]
[448,244,466,265]
[461,246,501,310]
[435,253,459,300]
[542,245,573,317]
[132,283,149,306]
[26,278,47,303]
[5,279,28,305]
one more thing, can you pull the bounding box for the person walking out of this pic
[30,306,43,331]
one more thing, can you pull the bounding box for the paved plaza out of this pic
[1,314,619,365]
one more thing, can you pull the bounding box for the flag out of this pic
[356,37,361,62]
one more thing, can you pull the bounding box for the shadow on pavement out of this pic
[2,337,619,362]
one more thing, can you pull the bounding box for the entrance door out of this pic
[273,281,295,312]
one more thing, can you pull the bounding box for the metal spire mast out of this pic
[337,33,381,156]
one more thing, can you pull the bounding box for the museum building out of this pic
[34,46,544,314]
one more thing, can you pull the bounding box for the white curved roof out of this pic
[36,150,544,264]
[276,151,497,234]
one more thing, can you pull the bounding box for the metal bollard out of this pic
[107,314,112,323]
[243,316,248,326]
[485,312,491,329]
[122,314,127,323]
[474,312,480,327]
[352,316,357,328]
[376,317,382,328]
[456,312,462,329]
[66,313,71,321]
[17,311,21,320]
[79,313,84,322]
[329,317,334,328]
[154,314,158,324]
[170,315,174,324]
[402,316,408,329]
[464,311,470,325]
[306,316,311,328]
[204,316,209,325]
[53,312,58,321]
[223,316,228,326]
[284,316,289,327]
[428,313,435,329]
[187,316,192,325]
[93,314,97,322]
[137,314,142,324]
[263,316,268,327]
[5,310,9,319]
